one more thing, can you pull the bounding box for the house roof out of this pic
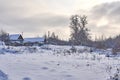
[24,37,45,43]
[9,34,22,40]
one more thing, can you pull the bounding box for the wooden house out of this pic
[9,34,24,46]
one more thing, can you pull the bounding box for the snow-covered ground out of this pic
[0,45,120,80]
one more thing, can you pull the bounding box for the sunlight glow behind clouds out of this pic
[97,18,109,27]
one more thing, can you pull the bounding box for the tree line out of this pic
[44,14,120,54]
[43,14,90,46]
[1,14,120,53]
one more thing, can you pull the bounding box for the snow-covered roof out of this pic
[24,37,45,43]
[9,34,22,40]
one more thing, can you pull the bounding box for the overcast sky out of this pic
[0,0,120,40]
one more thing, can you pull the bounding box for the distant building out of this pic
[9,34,24,46]
[24,37,45,46]
[6,34,45,46]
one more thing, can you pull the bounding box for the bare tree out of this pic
[69,15,89,45]
[0,29,9,42]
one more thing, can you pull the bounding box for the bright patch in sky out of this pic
[97,18,109,27]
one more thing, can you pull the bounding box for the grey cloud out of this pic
[87,1,120,37]
[1,13,69,32]
[22,13,69,27]
[91,1,120,24]
[0,0,69,33]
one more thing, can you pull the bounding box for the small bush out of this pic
[70,46,77,53]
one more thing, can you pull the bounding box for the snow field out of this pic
[0,45,119,80]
